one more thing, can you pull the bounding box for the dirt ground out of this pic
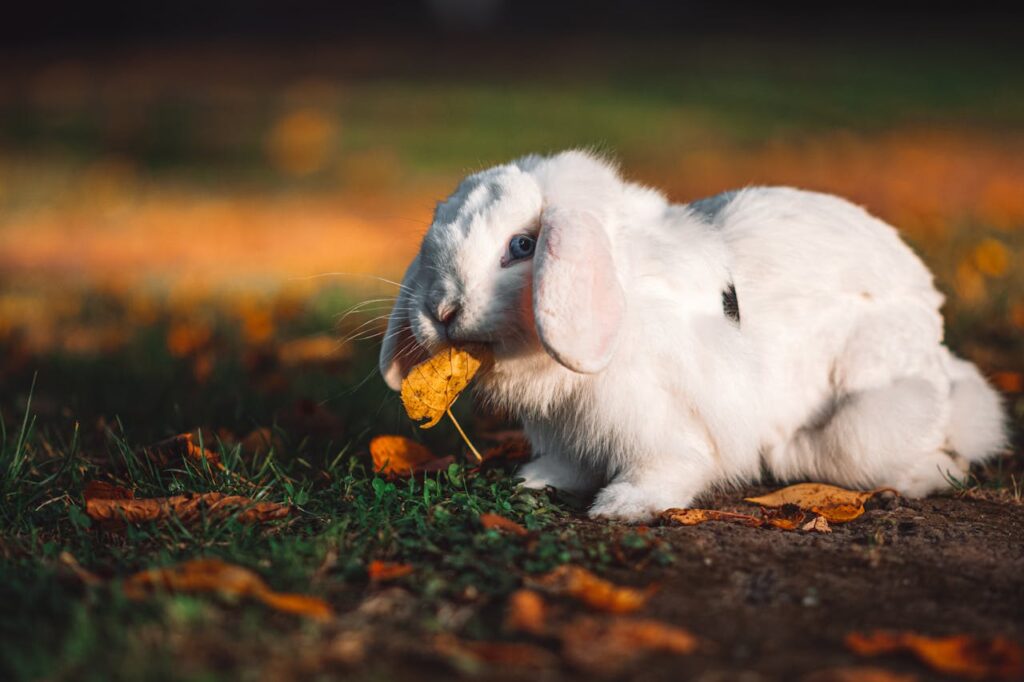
[349,490,1024,682]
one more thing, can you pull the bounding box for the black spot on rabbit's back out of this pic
[723,283,740,325]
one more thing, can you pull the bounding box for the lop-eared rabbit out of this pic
[380,151,1005,521]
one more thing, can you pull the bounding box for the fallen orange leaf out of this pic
[85,492,290,525]
[239,427,279,455]
[123,558,331,621]
[804,667,918,682]
[802,515,833,533]
[972,238,1011,278]
[367,560,414,582]
[481,433,532,462]
[761,503,807,530]
[434,634,558,670]
[400,345,489,429]
[504,589,548,636]
[530,565,654,614]
[166,321,212,357]
[661,508,763,527]
[846,632,1024,681]
[991,371,1023,394]
[479,513,529,537]
[144,433,223,471]
[561,616,697,673]
[746,483,895,523]
[369,435,453,477]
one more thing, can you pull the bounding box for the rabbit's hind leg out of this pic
[783,308,963,494]
[788,378,964,494]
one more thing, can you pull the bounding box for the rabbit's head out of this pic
[380,151,650,400]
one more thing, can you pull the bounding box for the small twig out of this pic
[446,408,482,462]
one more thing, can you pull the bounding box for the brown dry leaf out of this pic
[561,616,697,673]
[761,503,807,530]
[369,435,452,477]
[481,433,532,462]
[802,515,833,533]
[435,634,558,671]
[83,481,134,501]
[992,371,1023,394]
[123,558,331,621]
[803,667,918,682]
[504,589,548,636]
[846,631,1024,681]
[239,427,280,456]
[144,433,223,471]
[400,345,489,428]
[661,508,764,527]
[746,483,895,523]
[85,492,290,525]
[479,513,529,537]
[530,565,654,614]
[367,560,414,582]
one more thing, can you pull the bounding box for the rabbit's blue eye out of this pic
[508,235,536,261]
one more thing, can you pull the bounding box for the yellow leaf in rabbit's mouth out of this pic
[400,345,490,429]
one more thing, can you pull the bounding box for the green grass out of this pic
[0,295,677,681]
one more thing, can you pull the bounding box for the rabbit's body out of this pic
[381,151,1005,521]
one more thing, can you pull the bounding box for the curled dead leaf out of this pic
[479,513,529,537]
[661,508,763,527]
[144,432,223,471]
[504,589,548,636]
[85,492,290,525]
[123,558,331,621]
[367,560,414,582]
[761,503,807,530]
[846,631,1024,681]
[529,565,654,614]
[746,483,895,523]
[561,616,697,673]
[369,435,452,477]
[400,345,489,429]
[802,515,833,533]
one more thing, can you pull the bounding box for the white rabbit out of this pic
[379,150,1006,521]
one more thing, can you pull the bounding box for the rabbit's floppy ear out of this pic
[380,256,429,390]
[533,208,625,373]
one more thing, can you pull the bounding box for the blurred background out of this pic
[0,1,1021,447]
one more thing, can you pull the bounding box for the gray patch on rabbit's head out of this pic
[413,163,543,350]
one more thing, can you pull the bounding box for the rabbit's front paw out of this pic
[589,482,665,523]
[516,455,597,494]
[516,460,560,490]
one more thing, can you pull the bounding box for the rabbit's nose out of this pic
[434,302,460,328]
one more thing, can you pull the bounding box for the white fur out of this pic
[380,151,1008,521]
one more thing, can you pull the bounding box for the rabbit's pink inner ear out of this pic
[533,210,625,374]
